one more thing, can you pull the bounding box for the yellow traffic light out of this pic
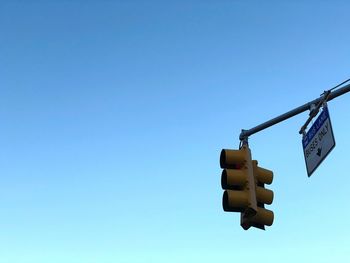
[241,160,274,230]
[220,146,257,218]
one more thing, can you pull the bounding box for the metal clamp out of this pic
[299,90,331,135]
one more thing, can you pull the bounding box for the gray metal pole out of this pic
[239,83,350,141]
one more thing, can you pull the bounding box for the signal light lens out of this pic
[222,190,248,212]
[221,169,246,189]
[252,207,274,226]
[256,187,274,205]
[255,166,273,185]
[220,149,246,169]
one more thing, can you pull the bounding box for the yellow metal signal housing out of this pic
[241,160,274,230]
[220,146,257,218]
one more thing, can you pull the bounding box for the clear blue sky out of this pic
[1,1,350,262]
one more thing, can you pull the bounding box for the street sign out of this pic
[302,106,336,177]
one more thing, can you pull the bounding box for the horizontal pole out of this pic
[239,83,350,141]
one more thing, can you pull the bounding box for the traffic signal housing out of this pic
[220,146,257,219]
[241,160,274,230]
[220,146,274,230]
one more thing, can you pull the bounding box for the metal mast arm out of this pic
[239,83,350,141]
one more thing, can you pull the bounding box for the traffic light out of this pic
[220,145,258,219]
[241,160,274,230]
[220,145,274,230]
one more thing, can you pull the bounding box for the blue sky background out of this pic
[1,1,350,262]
